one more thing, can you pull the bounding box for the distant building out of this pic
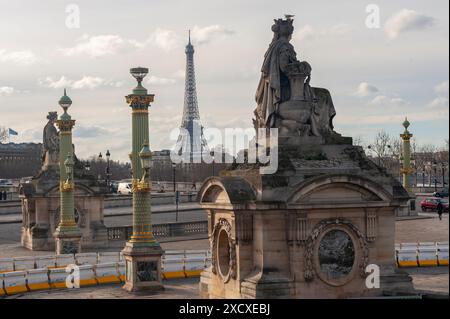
[0,142,42,178]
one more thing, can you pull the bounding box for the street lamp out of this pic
[121,66,163,293]
[105,149,112,191]
[54,89,82,254]
[172,162,177,192]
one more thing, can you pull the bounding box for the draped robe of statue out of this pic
[255,37,297,128]
[255,36,338,136]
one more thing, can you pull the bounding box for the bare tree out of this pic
[370,130,392,167]
[0,127,8,143]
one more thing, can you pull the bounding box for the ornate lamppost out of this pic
[400,118,414,193]
[122,67,163,292]
[105,149,111,191]
[54,89,82,254]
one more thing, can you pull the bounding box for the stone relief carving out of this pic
[304,218,369,283]
[253,16,337,138]
[211,218,237,283]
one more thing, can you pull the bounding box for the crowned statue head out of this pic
[271,15,294,40]
[46,111,58,124]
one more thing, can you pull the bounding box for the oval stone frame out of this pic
[304,218,369,286]
[314,226,358,286]
[211,218,237,283]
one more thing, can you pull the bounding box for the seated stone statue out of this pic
[253,17,338,140]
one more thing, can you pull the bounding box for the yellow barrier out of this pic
[3,271,28,295]
[26,268,50,291]
[95,262,121,284]
[13,257,35,271]
[117,261,126,282]
[0,258,14,274]
[78,265,98,286]
[49,268,68,289]
[0,274,6,296]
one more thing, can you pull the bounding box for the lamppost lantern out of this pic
[139,142,152,171]
[64,154,74,176]
[106,149,111,160]
[98,152,103,159]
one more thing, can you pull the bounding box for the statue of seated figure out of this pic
[254,16,338,140]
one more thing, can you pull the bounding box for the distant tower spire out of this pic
[176,31,208,162]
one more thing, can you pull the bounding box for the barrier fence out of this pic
[1,242,448,297]
[0,250,211,297]
[396,242,448,267]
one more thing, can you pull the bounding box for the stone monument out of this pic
[19,109,109,251]
[198,16,413,298]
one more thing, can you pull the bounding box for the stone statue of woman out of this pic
[42,112,59,169]
[254,17,297,129]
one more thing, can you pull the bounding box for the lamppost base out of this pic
[121,241,164,293]
[54,229,82,255]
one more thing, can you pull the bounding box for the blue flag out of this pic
[8,128,18,136]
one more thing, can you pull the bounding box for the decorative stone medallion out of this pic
[211,218,236,283]
[304,218,369,286]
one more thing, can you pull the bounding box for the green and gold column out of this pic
[122,67,164,293]
[54,89,82,254]
[400,117,414,193]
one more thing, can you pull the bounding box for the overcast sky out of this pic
[0,0,448,162]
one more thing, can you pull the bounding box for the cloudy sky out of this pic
[0,0,448,162]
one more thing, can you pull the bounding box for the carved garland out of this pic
[211,218,237,283]
[304,218,369,282]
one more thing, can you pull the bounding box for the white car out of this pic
[117,182,132,195]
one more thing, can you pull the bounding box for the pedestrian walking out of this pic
[437,201,443,221]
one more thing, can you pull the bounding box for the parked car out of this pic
[433,187,449,198]
[420,197,449,212]
[117,182,132,195]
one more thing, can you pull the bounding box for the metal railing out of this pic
[107,220,208,241]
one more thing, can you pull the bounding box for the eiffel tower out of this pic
[175,31,208,163]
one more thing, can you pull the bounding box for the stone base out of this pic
[54,230,82,254]
[240,273,294,299]
[121,241,164,293]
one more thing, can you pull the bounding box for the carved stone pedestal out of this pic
[54,230,82,254]
[121,242,164,293]
[198,144,414,299]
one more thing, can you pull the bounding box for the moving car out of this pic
[433,187,449,198]
[420,197,449,212]
[117,182,132,195]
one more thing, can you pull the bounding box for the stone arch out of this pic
[198,176,257,205]
[287,174,392,204]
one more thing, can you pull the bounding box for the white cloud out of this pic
[370,95,406,107]
[428,97,449,109]
[354,82,379,97]
[39,76,73,89]
[149,28,182,51]
[60,34,130,57]
[434,81,449,96]
[384,9,435,39]
[191,25,235,45]
[294,24,352,43]
[0,49,39,65]
[39,75,122,90]
[146,75,176,85]
[327,24,353,35]
[0,86,15,96]
[295,25,315,42]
